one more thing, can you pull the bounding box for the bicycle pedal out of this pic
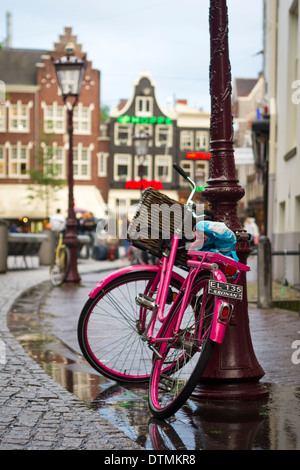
[135,294,157,311]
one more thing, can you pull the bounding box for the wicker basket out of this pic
[127,188,195,266]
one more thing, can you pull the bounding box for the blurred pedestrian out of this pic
[81,212,96,258]
[244,216,259,248]
[50,209,66,233]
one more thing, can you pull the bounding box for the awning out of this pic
[0,183,106,220]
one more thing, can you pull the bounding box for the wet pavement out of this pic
[4,260,300,451]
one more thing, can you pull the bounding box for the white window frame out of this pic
[180,130,194,150]
[8,142,31,178]
[8,100,31,133]
[134,154,152,180]
[97,152,109,177]
[0,146,6,177]
[42,142,66,179]
[0,105,6,132]
[179,160,194,186]
[195,161,208,188]
[73,143,92,181]
[195,131,209,151]
[42,101,66,134]
[135,96,153,117]
[74,103,93,135]
[155,125,173,148]
[114,123,133,146]
[154,155,172,183]
[134,124,153,147]
[114,154,132,182]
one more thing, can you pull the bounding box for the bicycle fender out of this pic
[209,269,229,344]
[88,265,186,299]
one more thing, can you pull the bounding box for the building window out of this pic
[179,160,193,186]
[114,154,131,182]
[0,146,5,177]
[180,130,194,150]
[134,124,153,146]
[74,103,93,135]
[73,144,92,180]
[97,152,109,177]
[154,155,172,183]
[43,144,66,179]
[195,131,209,151]
[43,102,66,134]
[0,105,6,132]
[114,123,132,146]
[156,125,173,148]
[135,96,153,117]
[9,143,30,178]
[134,155,152,180]
[195,162,207,189]
[8,101,31,133]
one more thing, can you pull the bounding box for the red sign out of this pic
[125,180,163,190]
[186,152,211,160]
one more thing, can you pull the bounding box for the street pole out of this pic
[194,0,268,400]
[64,105,80,283]
[53,45,86,285]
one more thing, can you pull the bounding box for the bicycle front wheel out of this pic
[77,269,182,383]
[50,246,70,287]
[149,272,215,419]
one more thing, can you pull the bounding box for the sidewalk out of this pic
[0,257,143,450]
[1,256,300,450]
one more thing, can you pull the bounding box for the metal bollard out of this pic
[257,236,273,308]
[0,220,8,273]
[39,229,56,265]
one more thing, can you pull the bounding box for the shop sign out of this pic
[186,152,211,160]
[117,115,173,125]
[125,180,163,190]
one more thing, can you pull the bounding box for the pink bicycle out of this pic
[78,164,250,419]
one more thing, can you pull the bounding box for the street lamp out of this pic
[53,43,87,283]
[133,133,150,189]
[194,0,268,400]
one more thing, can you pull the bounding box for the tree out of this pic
[27,132,66,218]
[101,104,110,124]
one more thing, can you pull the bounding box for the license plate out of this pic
[208,280,243,300]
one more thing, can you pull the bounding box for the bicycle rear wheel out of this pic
[148,272,215,419]
[50,246,71,287]
[77,269,182,383]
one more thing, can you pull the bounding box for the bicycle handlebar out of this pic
[173,163,190,181]
[173,163,204,220]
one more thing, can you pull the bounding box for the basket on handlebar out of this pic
[127,187,195,266]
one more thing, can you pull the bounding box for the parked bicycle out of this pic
[77,164,250,419]
[50,232,70,287]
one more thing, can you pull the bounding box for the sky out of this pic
[0,0,263,113]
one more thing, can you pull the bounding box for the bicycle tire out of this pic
[148,272,215,419]
[77,269,183,383]
[50,245,71,287]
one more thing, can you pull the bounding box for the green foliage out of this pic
[101,104,110,124]
[27,130,66,217]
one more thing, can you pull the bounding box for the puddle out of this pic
[7,279,300,450]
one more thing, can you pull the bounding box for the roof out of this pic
[0,48,48,85]
[234,78,258,97]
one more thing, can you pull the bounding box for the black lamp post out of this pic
[53,43,87,283]
[133,133,150,190]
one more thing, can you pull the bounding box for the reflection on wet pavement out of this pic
[7,279,300,450]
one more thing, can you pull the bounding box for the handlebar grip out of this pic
[173,163,190,181]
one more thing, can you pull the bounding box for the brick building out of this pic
[0,27,107,232]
